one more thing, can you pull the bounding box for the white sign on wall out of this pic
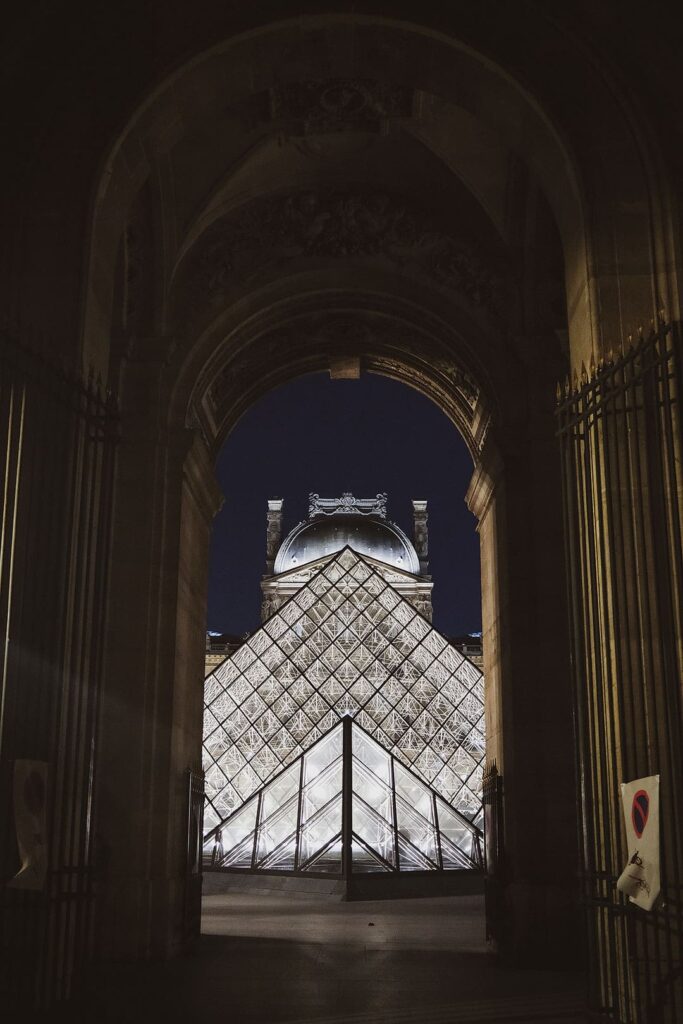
[616,774,660,912]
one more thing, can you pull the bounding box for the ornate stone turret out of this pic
[412,499,429,575]
[265,498,284,575]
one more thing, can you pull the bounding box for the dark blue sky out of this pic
[207,372,481,638]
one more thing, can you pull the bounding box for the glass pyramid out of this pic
[204,718,482,873]
[203,547,485,840]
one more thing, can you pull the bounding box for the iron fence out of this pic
[184,769,205,945]
[0,333,118,1009]
[557,319,683,1022]
[482,761,504,946]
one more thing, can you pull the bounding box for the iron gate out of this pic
[557,319,683,1022]
[0,332,119,1009]
[483,761,504,947]
[184,769,205,945]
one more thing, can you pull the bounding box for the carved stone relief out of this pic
[204,314,480,428]
[412,501,429,562]
[269,79,415,135]
[308,492,388,518]
[179,190,508,327]
[265,499,284,573]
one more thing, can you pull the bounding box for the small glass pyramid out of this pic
[204,718,482,875]
[203,547,485,839]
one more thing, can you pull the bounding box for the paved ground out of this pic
[38,893,588,1024]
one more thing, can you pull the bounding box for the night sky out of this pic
[207,372,481,638]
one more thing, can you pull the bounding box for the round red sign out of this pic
[631,789,649,839]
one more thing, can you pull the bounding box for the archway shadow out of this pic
[41,894,586,1024]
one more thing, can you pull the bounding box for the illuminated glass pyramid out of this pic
[203,546,485,846]
[204,717,482,873]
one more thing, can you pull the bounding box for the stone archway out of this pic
[96,233,575,970]
[4,7,680,1015]
[83,12,674,974]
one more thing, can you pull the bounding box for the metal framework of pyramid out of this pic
[203,547,485,843]
[204,717,482,874]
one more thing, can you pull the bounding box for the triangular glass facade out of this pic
[203,547,485,841]
[204,719,482,873]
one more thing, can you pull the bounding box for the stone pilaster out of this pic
[412,499,429,575]
[265,498,284,574]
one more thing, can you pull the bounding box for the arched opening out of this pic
[96,261,577,970]
[3,6,679,1015]
[202,371,484,886]
[84,13,590,974]
[206,371,481,640]
[3,6,682,1021]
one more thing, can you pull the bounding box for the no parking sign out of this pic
[616,775,660,911]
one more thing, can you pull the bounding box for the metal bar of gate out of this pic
[556,320,683,1023]
[0,335,119,1010]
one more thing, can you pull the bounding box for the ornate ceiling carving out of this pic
[268,79,416,135]
[187,303,487,456]
[205,317,479,415]
[178,189,509,327]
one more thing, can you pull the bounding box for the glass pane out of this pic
[261,762,300,819]
[255,794,299,864]
[219,797,258,851]
[299,796,342,863]
[395,794,438,863]
[288,710,314,742]
[439,832,473,869]
[302,837,343,873]
[301,760,343,820]
[351,837,391,873]
[394,762,435,823]
[397,834,436,871]
[203,830,222,865]
[435,796,477,862]
[259,837,297,871]
[222,830,256,868]
[203,802,220,836]
[303,724,343,784]
[352,728,391,784]
[352,762,393,826]
[213,783,240,819]
[352,797,395,866]
[350,677,375,704]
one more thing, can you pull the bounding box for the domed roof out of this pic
[274,513,420,575]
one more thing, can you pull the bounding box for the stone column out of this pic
[265,498,283,574]
[412,499,429,575]
[94,357,222,962]
[467,420,581,968]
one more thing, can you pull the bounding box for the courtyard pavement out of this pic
[37,893,588,1024]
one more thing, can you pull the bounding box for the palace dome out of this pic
[273,513,420,574]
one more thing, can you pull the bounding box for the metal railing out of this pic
[557,319,683,1022]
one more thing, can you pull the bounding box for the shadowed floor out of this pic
[39,893,587,1024]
